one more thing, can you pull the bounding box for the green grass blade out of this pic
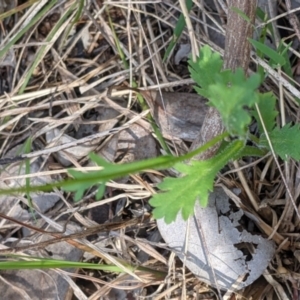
[73,0,84,24]
[0,255,166,279]
[19,2,77,94]
[0,0,58,61]
[23,137,35,214]
[278,40,293,79]
[0,0,40,21]
[163,0,193,62]
[249,38,286,66]
[0,259,131,272]
[106,6,128,68]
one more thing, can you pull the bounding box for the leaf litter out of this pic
[157,188,275,291]
[0,1,299,299]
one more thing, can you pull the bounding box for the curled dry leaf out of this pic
[142,91,208,141]
[157,188,275,291]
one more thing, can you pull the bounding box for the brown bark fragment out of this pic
[224,0,257,71]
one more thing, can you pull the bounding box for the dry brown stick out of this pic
[0,211,143,254]
[285,0,300,43]
[190,0,257,159]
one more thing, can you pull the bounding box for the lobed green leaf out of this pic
[260,124,300,160]
[251,92,278,133]
[189,46,261,137]
[150,140,244,224]
[188,45,223,97]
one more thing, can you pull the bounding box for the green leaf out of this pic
[260,124,300,160]
[150,140,244,224]
[277,40,293,80]
[218,140,266,158]
[256,7,272,25]
[163,0,193,61]
[64,155,179,201]
[89,152,110,167]
[96,184,106,200]
[206,68,261,136]
[66,169,101,201]
[248,38,286,66]
[62,133,229,201]
[188,45,223,96]
[251,92,278,133]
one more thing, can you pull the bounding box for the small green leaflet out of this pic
[251,92,278,133]
[66,153,110,201]
[66,168,103,201]
[188,45,223,94]
[149,140,244,224]
[260,124,300,160]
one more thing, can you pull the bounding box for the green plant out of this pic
[1,45,299,224]
[0,254,166,281]
[70,45,300,224]
[150,46,300,223]
[0,254,165,277]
